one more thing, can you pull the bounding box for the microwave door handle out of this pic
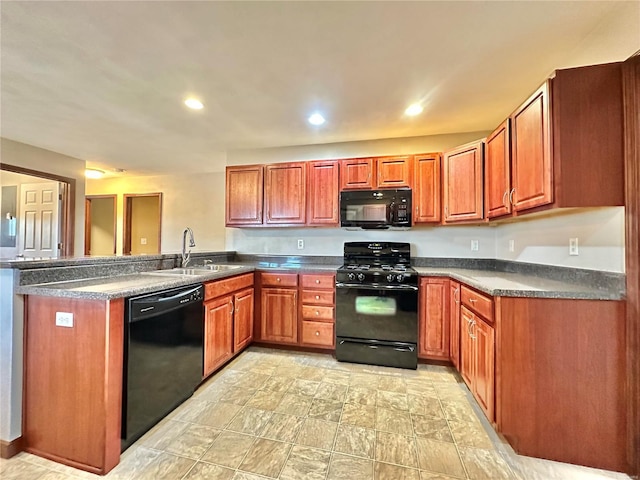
[388,201,395,224]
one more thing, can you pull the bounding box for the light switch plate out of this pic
[471,240,479,251]
[55,312,73,328]
[140,237,147,245]
[509,240,515,252]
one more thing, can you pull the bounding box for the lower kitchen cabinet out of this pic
[460,291,495,422]
[258,273,299,344]
[449,280,461,369]
[418,277,450,360]
[203,273,255,378]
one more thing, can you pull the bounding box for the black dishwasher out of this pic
[122,284,204,450]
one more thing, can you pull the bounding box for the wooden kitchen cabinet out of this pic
[443,140,484,223]
[307,160,339,225]
[376,155,412,188]
[413,153,441,223]
[203,273,255,378]
[204,295,233,377]
[340,158,375,190]
[299,273,335,348]
[264,162,306,224]
[449,280,461,369]
[418,277,450,360]
[258,272,299,344]
[225,165,264,226]
[459,285,495,422]
[484,120,512,219]
[507,63,624,215]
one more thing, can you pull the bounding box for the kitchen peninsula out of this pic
[2,251,626,474]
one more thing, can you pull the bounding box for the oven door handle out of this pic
[335,282,419,291]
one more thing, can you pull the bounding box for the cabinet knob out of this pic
[315,331,320,336]
[315,295,320,300]
[315,279,320,284]
[276,277,281,282]
[315,310,319,316]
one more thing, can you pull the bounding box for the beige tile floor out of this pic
[0,347,632,480]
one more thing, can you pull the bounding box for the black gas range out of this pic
[335,242,419,369]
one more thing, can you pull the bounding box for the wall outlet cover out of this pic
[509,239,515,252]
[569,237,579,256]
[297,239,304,249]
[140,237,147,245]
[55,312,73,328]
[471,240,479,251]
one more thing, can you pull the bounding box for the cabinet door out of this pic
[340,158,375,190]
[443,141,484,222]
[377,156,412,188]
[449,281,461,370]
[473,318,495,422]
[260,287,298,344]
[418,277,450,360]
[265,162,306,224]
[225,165,264,225]
[485,120,512,219]
[460,306,475,388]
[307,160,339,225]
[233,288,254,353]
[204,295,233,377]
[511,81,553,212]
[414,154,441,223]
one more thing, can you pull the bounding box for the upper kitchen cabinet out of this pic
[340,158,375,190]
[264,162,307,224]
[508,62,624,214]
[376,156,413,188]
[307,160,339,226]
[340,156,413,190]
[443,140,484,223]
[484,120,512,219]
[413,153,441,223]
[225,165,264,226]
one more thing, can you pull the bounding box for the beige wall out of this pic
[88,197,115,255]
[86,171,226,255]
[0,138,86,256]
[129,195,160,254]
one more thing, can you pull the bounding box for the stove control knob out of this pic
[348,273,356,281]
[386,274,395,282]
[357,273,365,281]
[396,274,404,282]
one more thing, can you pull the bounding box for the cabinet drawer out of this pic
[461,285,494,323]
[260,272,298,287]
[300,274,335,290]
[301,321,334,347]
[205,273,254,300]
[302,305,334,321]
[301,290,334,306]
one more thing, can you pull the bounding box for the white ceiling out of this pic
[1,1,637,175]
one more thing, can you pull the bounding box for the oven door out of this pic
[335,283,418,343]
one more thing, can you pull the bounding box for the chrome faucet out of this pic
[181,227,196,267]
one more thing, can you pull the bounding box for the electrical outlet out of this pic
[55,312,73,328]
[508,239,515,252]
[140,237,147,245]
[297,239,304,249]
[471,240,479,251]
[569,237,579,256]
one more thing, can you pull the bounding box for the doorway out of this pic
[84,195,116,256]
[0,164,74,258]
[123,193,162,255]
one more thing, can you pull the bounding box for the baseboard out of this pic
[0,436,25,459]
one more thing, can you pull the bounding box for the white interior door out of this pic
[19,182,60,258]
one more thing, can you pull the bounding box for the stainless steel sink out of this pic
[143,265,242,276]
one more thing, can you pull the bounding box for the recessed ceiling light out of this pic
[405,104,423,116]
[308,113,326,126]
[184,98,204,110]
[85,168,105,179]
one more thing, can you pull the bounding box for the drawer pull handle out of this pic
[315,331,320,336]
[469,298,477,303]
[315,295,320,300]
[315,279,321,284]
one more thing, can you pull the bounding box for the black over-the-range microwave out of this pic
[340,188,412,229]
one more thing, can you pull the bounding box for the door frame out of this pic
[0,163,75,257]
[84,195,117,256]
[123,193,162,255]
[622,52,640,478]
